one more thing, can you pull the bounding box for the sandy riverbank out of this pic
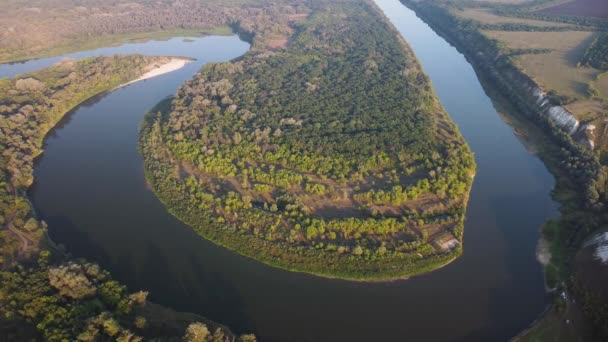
[118,58,192,88]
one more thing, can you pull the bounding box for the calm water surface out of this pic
[9,2,559,340]
[0,36,247,79]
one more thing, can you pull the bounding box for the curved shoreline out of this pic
[27,12,554,341]
[139,137,464,282]
[0,54,246,340]
[116,57,192,89]
[25,56,194,260]
[395,0,607,338]
[139,0,474,282]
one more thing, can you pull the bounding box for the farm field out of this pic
[539,0,608,18]
[451,3,608,143]
[482,30,600,98]
[479,26,608,152]
[454,8,570,27]
[478,26,608,142]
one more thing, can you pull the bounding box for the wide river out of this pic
[2,0,559,340]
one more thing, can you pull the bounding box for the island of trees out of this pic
[0,55,254,341]
[141,0,475,281]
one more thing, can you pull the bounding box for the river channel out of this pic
[1,1,561,340]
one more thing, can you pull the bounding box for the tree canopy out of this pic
[141,0,475,280]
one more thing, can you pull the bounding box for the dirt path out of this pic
[7,223,31,254]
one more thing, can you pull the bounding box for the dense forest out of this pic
[0,0,309,62]
[141,0,475,280]
[1,253,255,341]
[0,56,253,340]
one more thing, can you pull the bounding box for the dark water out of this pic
[16,1,558,340]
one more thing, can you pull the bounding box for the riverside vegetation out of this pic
[581,33,608,71]
[0,0,311,63]
[399,0,608,339]
[140,0,475,281]
[0,56,254,341]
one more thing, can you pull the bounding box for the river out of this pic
[3,1,558,340]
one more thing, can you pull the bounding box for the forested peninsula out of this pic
[0,56,253,341]
[141,0,475,281]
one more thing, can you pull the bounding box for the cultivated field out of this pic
[483,28,608,142]
[483,30,600,98]
[453,8,570,27]
[444,0,608,149]
[539,0,608,18]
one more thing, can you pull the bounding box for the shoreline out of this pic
[115,57,192,89]
[397,0,604,338]
[0,28,215,65]
[139,89,468,283]
[137,0,474,283]
[30,56,195,256]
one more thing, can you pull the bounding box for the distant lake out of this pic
[2,2,559,340]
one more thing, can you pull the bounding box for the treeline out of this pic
[0,0,309,62]
[0,55,168,266]
[141,0,475,280]
[492,8,608,30]
[509,47,553,54]
[476,22,582,32]
[440,0,559,9]
[443,0,608,29]
[1,252,253,341]
[580,33,608,70]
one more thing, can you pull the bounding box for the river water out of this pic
[3,1,559,340]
